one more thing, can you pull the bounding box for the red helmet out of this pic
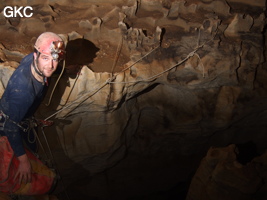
[34,32,65,60]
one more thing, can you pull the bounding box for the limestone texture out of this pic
[0,0,266,199]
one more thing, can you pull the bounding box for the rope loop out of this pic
[44,30,216,120]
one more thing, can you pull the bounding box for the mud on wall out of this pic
[0,0,267,199]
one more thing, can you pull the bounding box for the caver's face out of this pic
[34,52,59,77]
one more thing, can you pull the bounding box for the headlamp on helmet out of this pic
[50,41,65,61]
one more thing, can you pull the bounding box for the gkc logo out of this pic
[3,6,33,18]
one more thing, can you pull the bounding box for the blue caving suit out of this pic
[0,53,48,157]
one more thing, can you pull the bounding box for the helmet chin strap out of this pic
[33,53,48,85]
[33,59,44,78]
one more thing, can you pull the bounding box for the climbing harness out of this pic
[0,112,57,195]
[0,110,52,162]
[0,111,32,133]
[2,115,70,199]
[0,135,57,196]
[0,111,6,131]
[3,29,214,200]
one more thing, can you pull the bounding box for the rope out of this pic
[24,120,37,144]
[44,77,114,121]
[40,127,55,166]
[59,67,82,107]
[32,126,50,160]
[44,45,159,121]
[44,29,216,120]
[31,29,216,200]
[107,48,198,84]
[107,31,216,84]
[44,43,195,120]
[120,44,160,74]
[111,35,123,75]
[40,126,71,200]
[45,59,66,106]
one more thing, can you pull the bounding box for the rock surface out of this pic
[186,144,267,200]
[0,0,266,199]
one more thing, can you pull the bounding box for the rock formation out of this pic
[186,144,267,200]
[0,0,266,199]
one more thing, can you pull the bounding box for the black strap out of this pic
[0,110,30,132]
[33,59,44,77]
[32,52,48,85]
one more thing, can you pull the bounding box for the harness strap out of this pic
[0,110,34,132]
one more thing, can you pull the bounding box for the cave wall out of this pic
[186,144,267,200]
[0,0,267,199]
